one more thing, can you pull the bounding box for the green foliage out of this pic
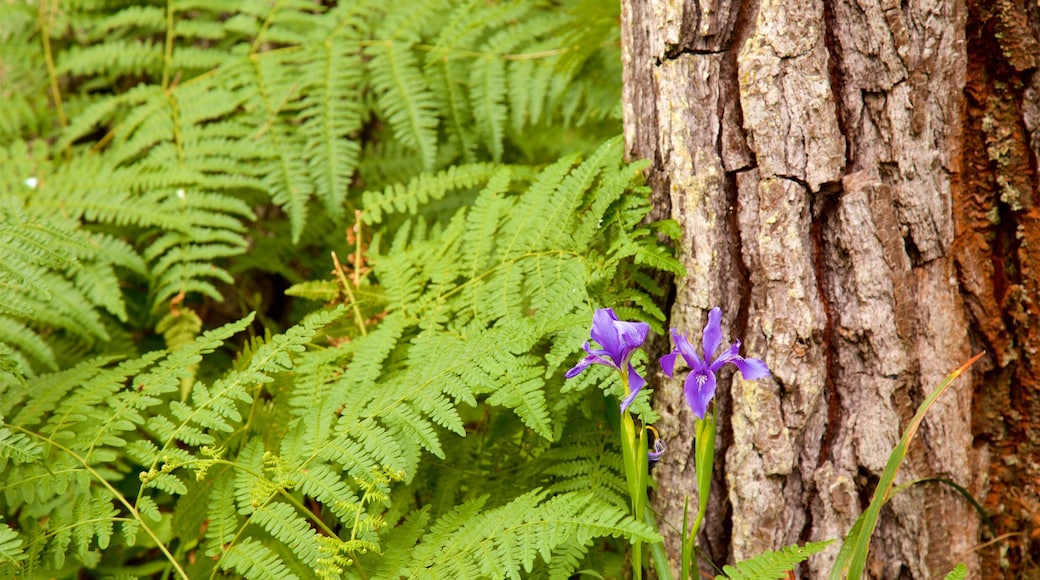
[715,541,833,580]
[404,490,658,579]
[944,563,968,580]
[0,1,679,577]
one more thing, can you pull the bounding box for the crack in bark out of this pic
[810,186,841,468]
[658,48,727,64]
[822,0,851,170]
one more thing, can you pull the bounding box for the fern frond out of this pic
[484,354,551,439]
[0,422,41,467]
[251,502,323,567]
[944,563,968,580]
[41,351,164,464]
[366,41,440,171]
[373,251,426,317]
[201,478,237,558]
[543,539,592,580]
[537,431,627,509]
[141,308,342,494]
[715,541,833,580]
[373,0,448,42]
[360,507,430,579]
[469,55,508,161]
[5,356,116,427]
[361,165,499,226]
[408,490,659,579]
[461,168,512,286]
[56,40,163,79]
[0,519,26,566]
[298,39,364,225]
[0,196,127,369]
[219,537,298,580]
[71,489,118,557]
[291,463,362,524]
[248,54,316,244]
[0,317,57,372]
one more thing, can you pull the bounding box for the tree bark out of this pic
[622,0,1040,577]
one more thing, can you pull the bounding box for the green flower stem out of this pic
[620,408,651,580]
[615,372,648,580]
[620,411,641,579]
[682,412,716,578]
[604,359,655,579]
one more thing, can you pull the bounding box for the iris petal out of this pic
[708,341,743,373]
[659,351,680,377]
[620,363,646,412]
[565,354,612,378]
[616,319,650,351]
[673,330,704,368]
[683,370,717,419]
[702,307,723,359]
[732,356,770,380]
[589,308,623,364]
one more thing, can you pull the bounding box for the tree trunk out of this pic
[623,0,1040,577]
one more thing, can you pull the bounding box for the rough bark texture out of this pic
[619,0,1040,576]
[960,0,1040,576]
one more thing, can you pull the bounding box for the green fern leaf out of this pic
[944,563,968,580]
[119,518,139,548]
[205,476,240,557]
[0,422,41,466]
[292,463,362,524]
[0,317,57,371]
[361,507,430,579]
[538,431,627,509]
[408,491,659,579]
[362,163,499,224]
[544,540,592,580]
[284,279,340,302]
[430,57,478,162]
[469,55,507,161]
[373,0,448,42]
[56,39,163,78]
[484,354,551,439]
[251,502,322,567]
[715,540,833,580]
[326,312,407,408]
[0,519,26,565]
[366,41,440,171]
[298,39,364,224]
[7,356,118,427]
[219,537,299,580]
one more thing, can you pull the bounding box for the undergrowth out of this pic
[0,0,682,577]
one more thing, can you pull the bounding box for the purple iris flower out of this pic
[565,308,650,412]
[660,307,770,419]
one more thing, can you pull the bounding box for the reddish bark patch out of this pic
[958,0,1040,576]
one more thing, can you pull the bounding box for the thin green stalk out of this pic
[645,509,674,580]
[37,0,69,159]
[162,0,175,89]
[681,412,716,577]
[619,411,642,580]
[332,251,368,336]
